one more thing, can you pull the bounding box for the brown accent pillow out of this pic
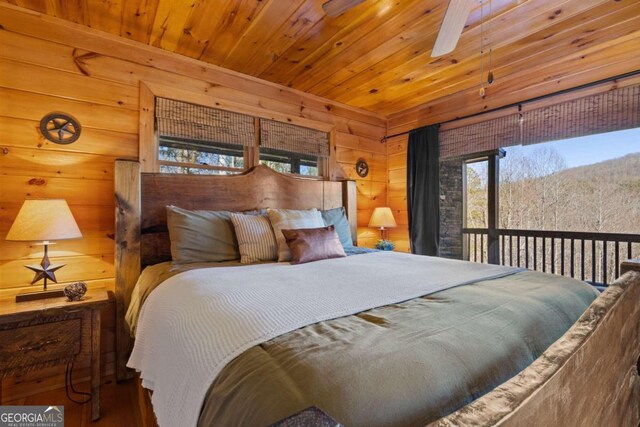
[281,225,347,265]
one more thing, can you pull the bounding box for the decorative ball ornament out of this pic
[63,281,87,301]
[355,158,369,178]
[39,112,81,144]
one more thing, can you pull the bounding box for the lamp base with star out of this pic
[16,242,66,302]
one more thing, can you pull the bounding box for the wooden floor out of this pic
[3,377,142,427]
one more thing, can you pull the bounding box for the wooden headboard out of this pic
[113,160,357,379]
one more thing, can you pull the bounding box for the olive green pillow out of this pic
[166,206,240,264]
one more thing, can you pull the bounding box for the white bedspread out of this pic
[128,251,522,427]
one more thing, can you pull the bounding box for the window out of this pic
[153,97,329,177]
[464,159,488,228]
[499,128,640,234]
[259,147,319,176]
[158,136,244,174]
[259,119,327,177]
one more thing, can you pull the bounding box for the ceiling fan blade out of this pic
[322,0,366,17]
[431,0,475,57]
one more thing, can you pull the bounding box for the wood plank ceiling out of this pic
[5,0,639,116]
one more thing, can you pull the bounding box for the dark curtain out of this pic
[407,124,440,256]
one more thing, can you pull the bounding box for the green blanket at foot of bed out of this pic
[198,270,598,427]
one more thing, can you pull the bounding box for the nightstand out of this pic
[0,289,110,421]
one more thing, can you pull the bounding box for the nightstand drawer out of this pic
[0,318,82,375]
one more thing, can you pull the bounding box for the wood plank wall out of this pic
[386,135,411,253]
[0,4,386,401]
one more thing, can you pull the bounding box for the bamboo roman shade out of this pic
[521,85,640,146]
[440,114,520,158]
[260,119,329,158]
[440,84,640,158]
[155,97,254,147]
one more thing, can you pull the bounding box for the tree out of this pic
[465,164,487,228]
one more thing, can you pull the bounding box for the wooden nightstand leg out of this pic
[91,308,101,421]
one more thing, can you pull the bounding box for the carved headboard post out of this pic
[343,180,357,245]
[113,161,357,379]
[114,160,141,381]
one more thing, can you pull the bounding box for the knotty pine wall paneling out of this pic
[0,4,387,401]
[386,135,410,253]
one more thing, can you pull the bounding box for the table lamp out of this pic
[368,207,397,250]
[6,199,82,302]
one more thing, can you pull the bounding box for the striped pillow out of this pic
[267,208,325,262]
[230,213,278,264]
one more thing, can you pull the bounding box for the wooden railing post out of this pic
[487,154,500,264]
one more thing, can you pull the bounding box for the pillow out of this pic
[267,208,325,262]
[282,226,347,265]
[321,207,354,249]
[230,213,278,264]
[166,206,239,264]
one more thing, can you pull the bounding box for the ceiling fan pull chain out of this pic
[487,0,494,85]
[479,0,485,97]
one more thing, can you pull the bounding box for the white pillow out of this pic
[230,214,278,264]
[267,208,325,262]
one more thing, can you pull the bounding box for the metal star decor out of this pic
[49,118,75,140]
[25,255,65,287]
[39,112,81,144]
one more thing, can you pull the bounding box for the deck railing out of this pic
[462,228,640,287]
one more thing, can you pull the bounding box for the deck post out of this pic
[487,153,500,264]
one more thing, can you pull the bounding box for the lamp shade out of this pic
[6,199,82,242]
[368,207,397,229]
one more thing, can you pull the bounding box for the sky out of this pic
[502,127,640,169]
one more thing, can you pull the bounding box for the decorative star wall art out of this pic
[39,112,81,144]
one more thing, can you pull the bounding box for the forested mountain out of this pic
[466,149,640,234]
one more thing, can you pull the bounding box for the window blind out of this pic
[155,97,255,147]
[440,84,640,159]
[440,114,521,159]
[521,85,640,146]
[260,119,329,158]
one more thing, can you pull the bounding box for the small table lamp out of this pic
[6,199,82,302]
[369,207,397,250]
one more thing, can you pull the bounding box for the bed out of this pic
[114,160,640,427]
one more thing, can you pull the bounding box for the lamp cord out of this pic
[65,362,92,404]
